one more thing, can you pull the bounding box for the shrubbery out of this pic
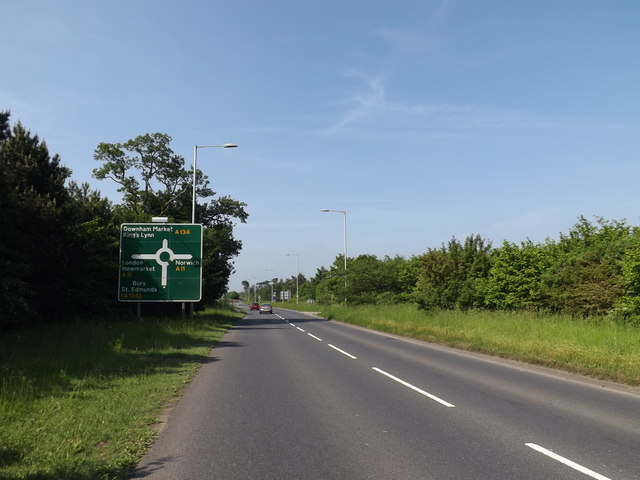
[302,217,640,325]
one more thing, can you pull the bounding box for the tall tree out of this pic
[0,113,73,324]
[63,181,119,315]
[416,235,492,310]
[93,133,194,218]
[541,217,632,316]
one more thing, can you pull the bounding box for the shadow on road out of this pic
[129,456,177,478]
[213,340,245,348]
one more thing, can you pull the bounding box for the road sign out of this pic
[280,290,291,301]
[119,223,203,302]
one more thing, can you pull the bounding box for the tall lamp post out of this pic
[190,143,237,316]
[321,209,347,303]
[284,253,299,304]
[192,143,238,223]
[265,268,275,302]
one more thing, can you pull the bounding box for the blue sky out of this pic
[3,0,640,292]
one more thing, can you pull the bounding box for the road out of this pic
[132,307,640,479]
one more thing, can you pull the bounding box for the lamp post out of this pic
[265,269,275,302]
[321,209,347,303]
[192,143,238,223]
[190,143,237,316]
[284,253,299,304]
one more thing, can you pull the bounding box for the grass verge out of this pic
[0,307,241,480]
[284,302,640,386]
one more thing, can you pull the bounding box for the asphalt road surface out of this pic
[132,307,640,479]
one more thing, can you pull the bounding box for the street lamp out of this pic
[192,143,238,223]
[284,253,299,304]
[321,209,348,303]
[265,269,275,302]
[190,143,237,316]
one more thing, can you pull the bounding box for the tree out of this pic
[63,182,119,315]
[201,224,243,303]
[312,254,417,305]
[305,266,331,301]
[615,233,640,324]
[0,113,38,324]
[241,280,250,301]
[345,255,403,304]
[93,133,193,218]
[0,112,96,325]
[483,240,548,311]
[314,256,348,304]
[415,235,492,310]
[226,291,241,300]
[542,217,632,316]
[396,255,421,303]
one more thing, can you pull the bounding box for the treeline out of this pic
[245,216,640,324]
[411,217,640,320]
[0,111,247,327]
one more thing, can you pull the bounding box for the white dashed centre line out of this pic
[296,327,305,332]
[372,367,455,408]
[525,444,612,480]
[307,333,322,341]
[328,344,357,359]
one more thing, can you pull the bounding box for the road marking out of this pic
[372,368,455,408]
[296,327,306,332]
[525,444,612,480]
[328,344,357,359]
[307,333,322,341]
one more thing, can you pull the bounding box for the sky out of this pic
[2,0,640,293]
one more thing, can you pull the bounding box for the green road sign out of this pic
[119,223,203,302]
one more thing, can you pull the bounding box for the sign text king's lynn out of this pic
[118,223,203,302]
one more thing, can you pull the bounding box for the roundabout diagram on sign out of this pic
[132,239,193,288]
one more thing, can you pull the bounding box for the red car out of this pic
[249,302,260,311]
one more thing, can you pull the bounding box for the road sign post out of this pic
[119,223,203,302]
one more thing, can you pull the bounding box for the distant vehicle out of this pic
[260,303,273,314]
[250,302,260,311]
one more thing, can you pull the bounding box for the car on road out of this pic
[260,303,273,314]
[250,302,260,311]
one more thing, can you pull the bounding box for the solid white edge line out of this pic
[328,344,357,359]
[525,444,612,480]
[372,367,455,408]
[307,333,322,341]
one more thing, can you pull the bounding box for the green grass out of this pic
[286,302,640,386]
[0,307,241,480]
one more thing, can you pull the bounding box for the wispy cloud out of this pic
[323,68,388,133]
[319,69,626,135]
